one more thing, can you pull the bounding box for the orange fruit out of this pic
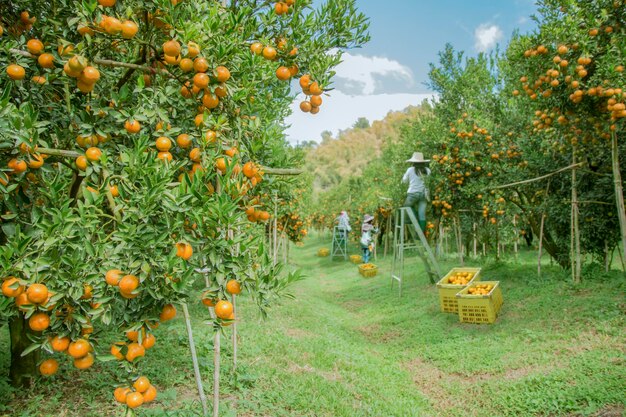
[189,148,202,162]
[111,343,125,360]
[163,54,181,65]
[299,101,311,112]
[74,352,94,369]
[224,147,238,157]
[276,66,291,80]
[193,72,209,89]
[85,147,102,162]
[80,66,100,84]
[187,42,200,58]
[68,339,91,358]
[242,161,258,178]
[157,151,172,162]
[215,84,227,98]
[109,185,119,197]
[121,20,138,39]
[39,358,59,376]
[155,136,172,151]
[26,39,44,55]
[159,304,176,322]
[15,293,31,311]
[163,39,181,57]
[310,95,322,107]
[126,329,139,341]
[98,0,116,6]
[215,66,230,82]
[133,376,150,393]
[226,280,241,295]
[143,385,157,403]
[262,46,277,60]
[215,157,227,173]
[26,283,48,304]
[176,242,193,260]
[202,92,219,109]
[76,155,88,171]
[38,53,55,69]
[201,292,216,306]
[119,275,139,293]
[105,269,123,286]
[250,42,263,55]
[29,312,50,331]
[215,300,233,319]
[125,342,145,362]
[78,24,95,36]
[2,277,24,297]
[177,134,192,148]
[124,119,141,134]
[114,387,131,403]
[28,153,44,169]
[7,64,26,81]
[142,333,156,349]
[193,57,209,73]
[50,335,70,352]
[179,58,193,72]
[126,391,144,409]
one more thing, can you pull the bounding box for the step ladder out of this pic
[331,226,348,260]
[391,207,441,296]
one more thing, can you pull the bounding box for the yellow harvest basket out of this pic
[317,248,330,257]
[436,267,481,313]
[350,254,363,264]
[456,281,503,324]
[358,263,378,277]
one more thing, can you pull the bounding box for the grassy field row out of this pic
[1,234,625,416]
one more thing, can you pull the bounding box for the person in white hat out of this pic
[402,152,431,231]
[360,214,378,263]
[335,210,351,243]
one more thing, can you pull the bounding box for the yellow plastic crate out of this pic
[317,248,330,257]
[350,254,363,264]
[358,263,378,277]
[456,281,503,324]
[436,267,481,313]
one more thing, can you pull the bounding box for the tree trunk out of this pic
[9,315,40,388]
[611,131,626,272]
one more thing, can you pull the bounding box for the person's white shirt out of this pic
[402,166,430,194]
[337,212,351,231]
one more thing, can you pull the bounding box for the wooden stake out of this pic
[571,150,581,283]
[538,213,546,277]
[182,303,209,417]
[213,329,220,417]
[232,295,237,373]
[472,222,477,258]
[513,215,518,259]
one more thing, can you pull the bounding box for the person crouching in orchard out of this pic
[402,152,431,231]
[360,215,378,263]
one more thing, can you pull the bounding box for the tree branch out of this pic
[489,162,584,190]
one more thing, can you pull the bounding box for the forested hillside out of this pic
[304,103,430,192]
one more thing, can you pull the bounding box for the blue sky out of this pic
[286,0,539,143]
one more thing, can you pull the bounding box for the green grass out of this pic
[1,234,625,416]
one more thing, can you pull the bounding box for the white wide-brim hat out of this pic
[406,152,430,163]
[363,214,374,222]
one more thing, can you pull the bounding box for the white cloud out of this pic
[284,90,434,144]
[474,24,504,52]
[333,53,414,95]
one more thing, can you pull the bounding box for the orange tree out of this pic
[504,0,626,275]
[0,0,368,406]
